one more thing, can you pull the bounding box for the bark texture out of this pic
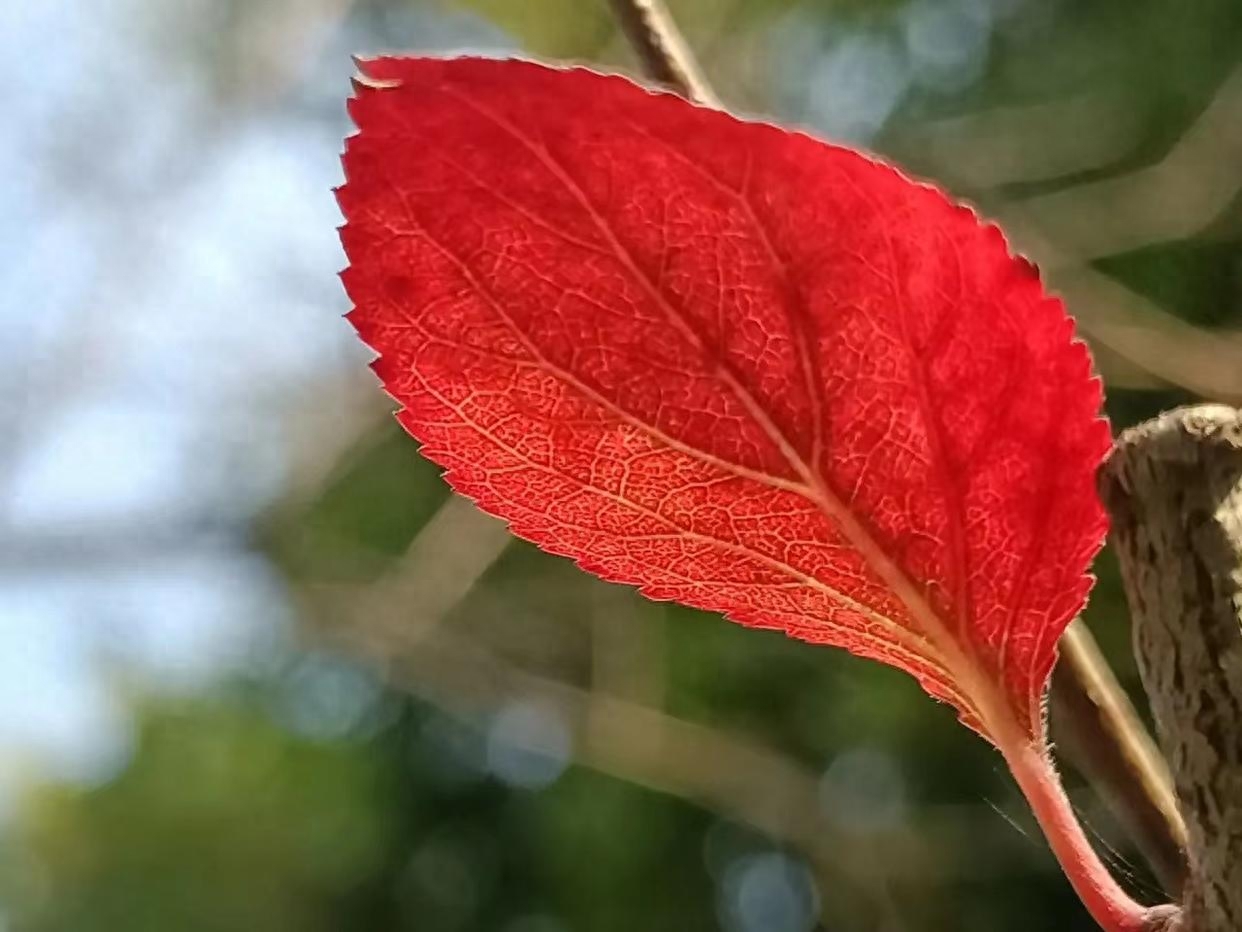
[1100,405,1242,932]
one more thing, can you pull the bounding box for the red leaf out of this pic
[337,57,1111,748]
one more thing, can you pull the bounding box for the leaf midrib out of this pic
[380,77,1020,736]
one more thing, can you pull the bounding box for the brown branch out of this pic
[605,0,719,107]
[1101,406,1242,932]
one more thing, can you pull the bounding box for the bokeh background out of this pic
[1,1,1239,930]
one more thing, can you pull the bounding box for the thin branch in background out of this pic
[898,60,1242,253]
[907,63,1242,401]
[996,215,1242,402]
[305,590,892,927]
[1049,261,1242,405]
[1052,620,1188,894]
[306,598,1069,927]
[605,0,719,107]
[1005,63,1242,263]
[599,0,1185,890]
[590,583,665,707]
[0,524,244,574]
[888,89,1146,190]
[299,493,513,653]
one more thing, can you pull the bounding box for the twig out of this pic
[589,583,664,708]
[605,0,719,107]
[297,493,512,652]
[601,0,1184,898]
[1052,619,1188,894]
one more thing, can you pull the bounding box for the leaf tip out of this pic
[350,55,403,92]
[351,73,402,92]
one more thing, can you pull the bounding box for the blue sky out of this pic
[0,0,542,806]
[0,0,362,797]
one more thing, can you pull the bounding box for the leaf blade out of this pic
[338,56,1111,744]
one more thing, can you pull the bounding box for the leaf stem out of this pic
[1005,739,1157,932]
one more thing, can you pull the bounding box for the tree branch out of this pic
[1100,405,1242,932]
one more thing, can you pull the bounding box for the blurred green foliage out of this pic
[2,690,392,932]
